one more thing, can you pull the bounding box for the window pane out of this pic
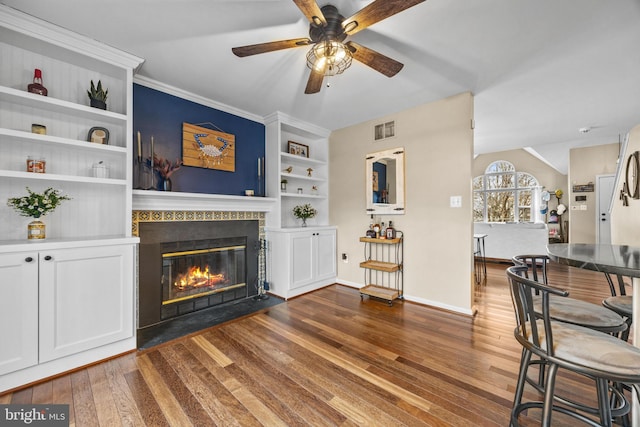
[473,192,485,222]
[486,191,514,222]
[486,173,515,190]
[517,173,538,188]
[472,176,484,191]
[486,161,515,174]
[518,207,531,222]
[518,189,532,207]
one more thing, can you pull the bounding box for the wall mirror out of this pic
[625,150,639,199]
[365,147,405,215]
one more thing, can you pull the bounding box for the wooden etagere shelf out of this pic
[359,232,404,305]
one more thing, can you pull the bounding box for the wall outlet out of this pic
[580,204,587,210]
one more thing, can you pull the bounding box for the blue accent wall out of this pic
[133,84,265,195]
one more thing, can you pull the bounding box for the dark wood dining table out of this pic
[547,243,640,426]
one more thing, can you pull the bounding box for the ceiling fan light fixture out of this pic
[306,40,353,76]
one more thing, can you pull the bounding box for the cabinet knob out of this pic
[44,255,53,261]
[25,257,34,263]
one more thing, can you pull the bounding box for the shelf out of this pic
[280,172,325,183]
[281,193,326,199]
[359,285,400,302]
[0,86,127,125]
[280,152,327,166]
[0,169,126,186]
[359,237,402,244]
[360,260,401,273]
[133,190,277,212]
[0,128,127,154]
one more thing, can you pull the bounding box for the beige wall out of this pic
[611,125,640,245]
[568,143,619,243]
[329,92,475,314]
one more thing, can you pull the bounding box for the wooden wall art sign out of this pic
[182,122,235,172]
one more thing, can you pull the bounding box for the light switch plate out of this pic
[450,196,462,208]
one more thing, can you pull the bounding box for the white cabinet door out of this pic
[0,252,38,375]
[291,232,315,289]
[39,245,134,363]
[315,229,337,282]
[290,229,336,290]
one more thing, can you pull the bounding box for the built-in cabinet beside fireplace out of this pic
[267,227,337,299]
[0,240,135,392]
[264,113,337,298]
[0,7,140,393]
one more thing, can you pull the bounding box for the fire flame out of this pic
[174,265,226,290]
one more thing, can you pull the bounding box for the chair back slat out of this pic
[605,272,629,296]
[512,254,550,284]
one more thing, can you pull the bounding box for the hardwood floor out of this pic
[1,262,625,426]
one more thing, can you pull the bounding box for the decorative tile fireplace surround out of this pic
[132,190,276,341]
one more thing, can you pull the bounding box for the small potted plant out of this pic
[7,187,71,239]
[293,203,317,227]
[87,79,108,110]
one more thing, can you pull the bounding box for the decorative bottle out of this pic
[27,69,48,96]
[386,221,396,239]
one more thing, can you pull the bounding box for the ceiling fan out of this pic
[231,0,426,94]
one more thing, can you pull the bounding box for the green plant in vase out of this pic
[87,79,108,110]
[293,203,317,227]
[7,187,71,239]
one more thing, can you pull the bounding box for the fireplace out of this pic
[138,219,259,331]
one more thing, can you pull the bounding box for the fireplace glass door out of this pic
[162,245,246,305]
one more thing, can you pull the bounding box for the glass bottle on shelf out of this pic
[27,69,48,96]
[386,221,396,239]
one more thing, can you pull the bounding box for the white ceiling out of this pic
[3,0,640,174]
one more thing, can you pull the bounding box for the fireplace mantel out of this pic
[132,190,277,212]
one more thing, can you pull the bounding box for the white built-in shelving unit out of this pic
[0,4,143,393]
[264,112,337,299]
[265,111,331,228]
[0,5,142,242]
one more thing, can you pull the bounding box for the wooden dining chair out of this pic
[507,265,640,426]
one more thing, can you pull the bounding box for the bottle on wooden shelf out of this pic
[386,221,396,239]
[373,222,381,238]
[27,69,48,96]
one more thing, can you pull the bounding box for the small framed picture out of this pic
[287,140,309,158]
[87,127,109,145]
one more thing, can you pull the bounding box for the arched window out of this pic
[473,161,540,222]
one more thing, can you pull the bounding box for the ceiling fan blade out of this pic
[293,0,327,27]
[305,66,325,94]
[342,0,426,35]
[232,38,311,57]
[346,41,404,77]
